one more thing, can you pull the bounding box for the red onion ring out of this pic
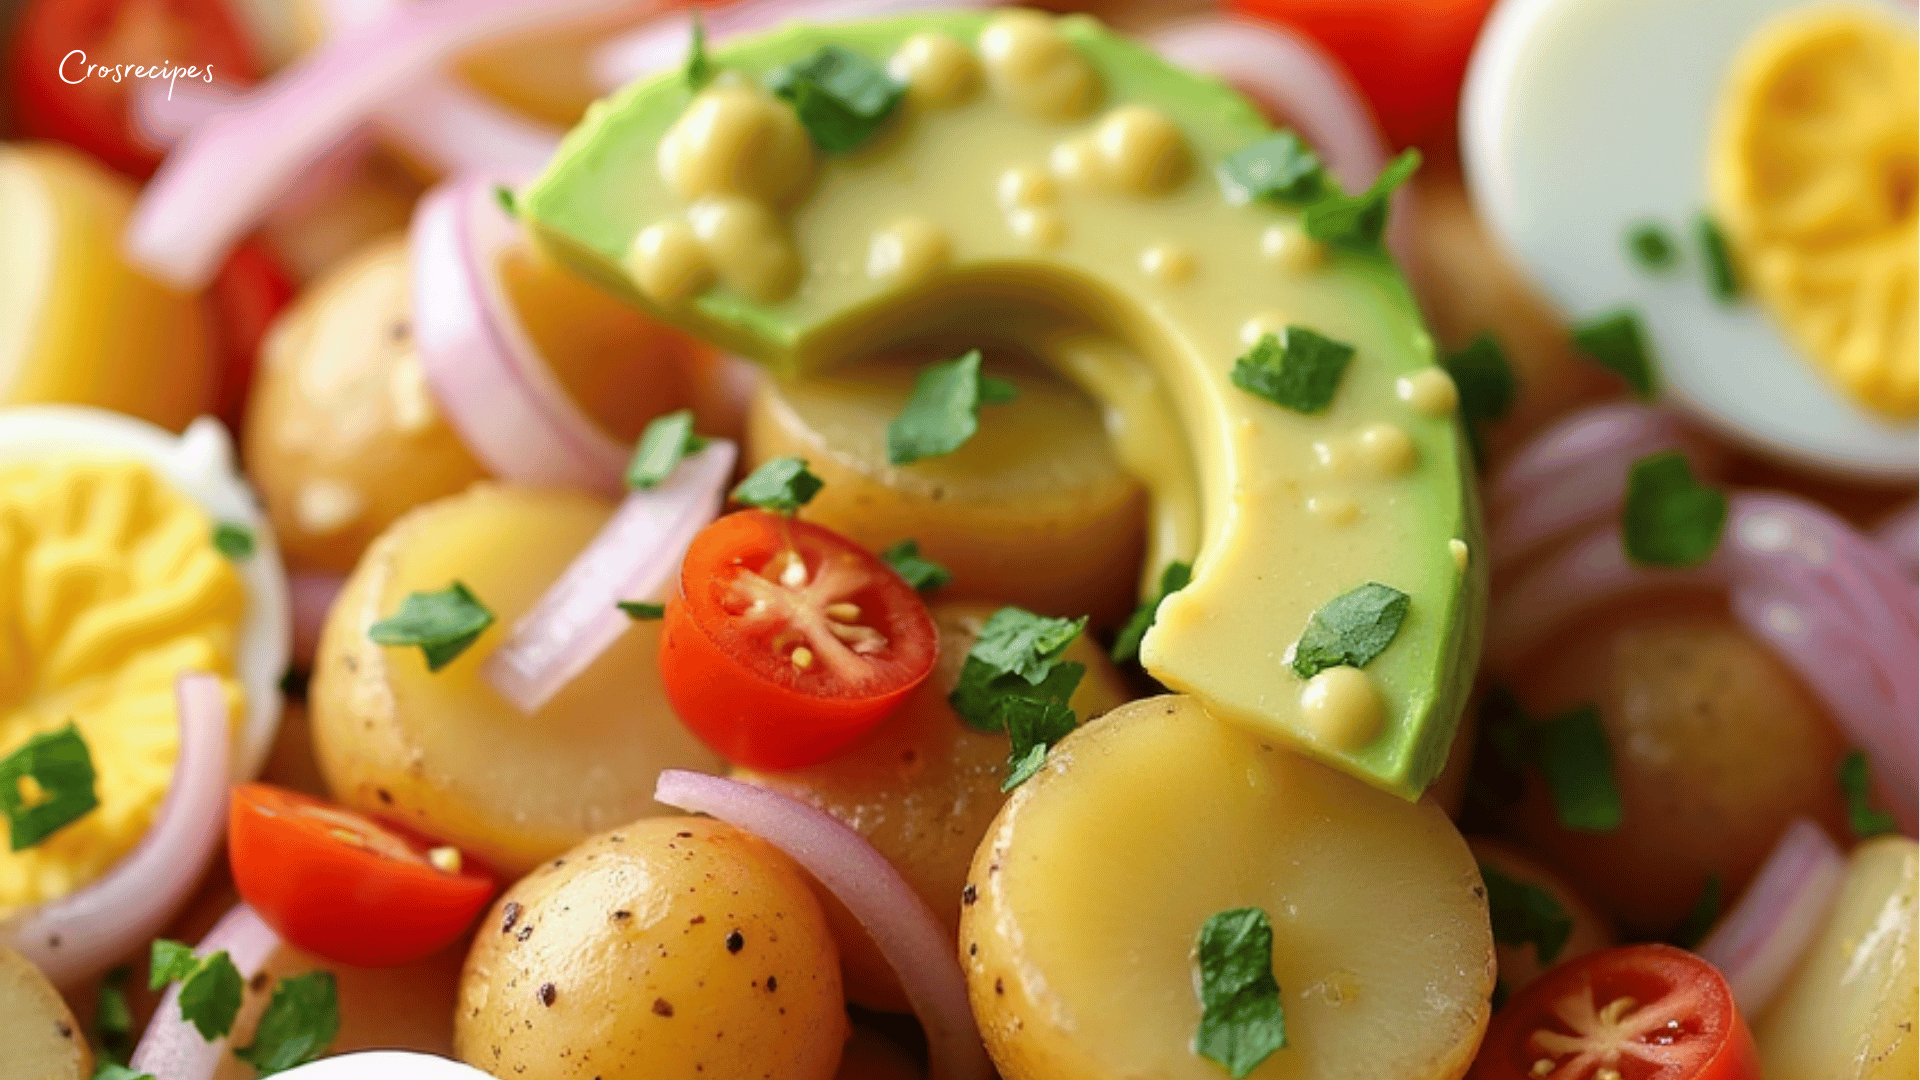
[1697,818,1846,1015]
[290,572,349,669]
[2,674,231,987]
[409,174,631,492]
[128,903,282,1079]
[483,440,738,713]
[1873,500,1917,580]
[655,770,991,1080]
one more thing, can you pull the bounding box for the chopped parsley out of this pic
[617,601,665,621]
[1193,908,1288,1078]
[1537,704,1623,833]
[1625,222,1677,271]
[685,11,713,91]
[1571,308,1657,400]
[367,581,495,672]
[211,521,255,560]
[1111,560,1192,665]
[1231,328,1354,415]
[493,185,516,217]
[627,409,707,490]
[999,695,1078,791]
[1480,863,1573,966]
[1289,583,1410,679]
[1839,749,1898,838]
[234,971,340,1075]
[880,539,951,593]
[1302,147,1421,250]
[1445,333,1518,428]
[1218,131,1326,205]
[1695,213,1741,302]
[948,607,1086,732]
[1669,874,1722,950]
[887,350,1019,465]
[1623,451,1727,568]
[94,965,135,1065]
[0,723,99,851]
[92,1064,154,1080]
[731,456,823,514]
[768,44,904,153]
[149,939,244,1042]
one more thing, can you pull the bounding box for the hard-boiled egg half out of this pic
[272,1051,496,1079]
[1463,0,1917,479]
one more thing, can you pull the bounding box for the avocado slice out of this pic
[522,10,1485,798]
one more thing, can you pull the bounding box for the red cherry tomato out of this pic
[9,0,259,178]
[228,784,496,968]
[1472,944,1762,1080]
[206,239,296,430]
[660,510,938,769]
[1229,0,1497,151]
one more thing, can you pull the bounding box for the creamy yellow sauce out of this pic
[0,456,243,914]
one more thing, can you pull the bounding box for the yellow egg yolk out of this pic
[1710,5,1919,418]
[0,456,244,916]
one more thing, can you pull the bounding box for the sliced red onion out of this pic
[484,440,737,713]
[290,571,349,668]
[128,903,282,1079]
[409,174,631,492]
[1697,818,1846,1015]
[124,0,634,288]
[1,674,231,987]
[129,80,243,149]
[655,770,991,1080]
[1873,500,1918,580]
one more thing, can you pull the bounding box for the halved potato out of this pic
[961,695,1493,1080]
[1468,838,1613,994]
[0,946,90,1079]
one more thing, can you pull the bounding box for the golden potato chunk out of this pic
[0,946,90,1079]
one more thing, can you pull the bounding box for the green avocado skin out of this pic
[522,11,1486,799]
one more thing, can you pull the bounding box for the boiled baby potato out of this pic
[1468,838,1612,994]
[747,349,1148,628]
[0,945,91,1079]
[456,818,846,1080]
[734,599,1131,1012]
[1504,595,1849,935]
[962,695,1494,1080]
[310,484,725,874]
[1757,835,1916,1080]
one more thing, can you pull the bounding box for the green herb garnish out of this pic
[1480,863,1573,966]
[1231,328,1354,415]
[1537,704,1623,833]
[92,1064,154,1080]
[1218,131,1326,205]
[1194,908,1288,1078]
[685,11,713,91]
[211,522,254,560]
[1000,695,1079,791]
[768,44,904,153]
[1695,213,1741,302]
[886,350,1019,465]
[0,723,99,851]
[1623,451,1727,568]
[1571,308,1657,400]
[493,185,516,217]
[233,971,340,1075]
[949,607,1086,732]
[1290,583,1410,679]
[880,539,951,593]
[94,965,135,1065]
[1669,874,1722,950]
[1302,147,1421,250]
[367,581,495,672]
[1626,222,1677,271]
[627,409,708,490]
[1445,333,1518,427]
[148,940,244,1042]
[1111,560,1192,665]
[1839,749,1898,838]
[731,456,823,514]
[616,601,665,621]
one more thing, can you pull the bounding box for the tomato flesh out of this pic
[229,784,496,968]
[660,510,938,770]
[1474,944,1760,1080]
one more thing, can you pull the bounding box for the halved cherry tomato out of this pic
[1229,0,1497,151]
[1472,944,1761,1080]
[9,0,259,178]
[206,239,296,430]
[229,783,496,968]
[660,510,938,770]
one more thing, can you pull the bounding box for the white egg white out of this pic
[272,1051,495,1079]
[1461,0,1918,480]
[0,405,290,777]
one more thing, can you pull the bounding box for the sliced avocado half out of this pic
[523,10,1485,798]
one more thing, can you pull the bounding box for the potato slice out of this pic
[0,946,91,1079]
[1468,838,1613,994]
[962,695,1493,1080]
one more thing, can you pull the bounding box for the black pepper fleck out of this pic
[968,943,977,956]
[653,998,675,1017]
[612,910,633,921]
[502,902,522,933]
[677,831,693,838]
[377,788,394,804]
[690,915,706,925]
[1473,885,1487,900]
[538,983,557,1007]
[961,883,977,906]
[995,978,1004,995]
[56,1021,73,1039]
[725,930,744,953]
[517,925,534,942]
[765,975,777,992]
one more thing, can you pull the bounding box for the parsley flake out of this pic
[887,351,1019,465]
[95,965,135,1065]
[0,723,99,850]
[1302,147,1421,250]
[1537,704,1623,832]
[149,940,243,1041]
[768,44,903,153]
[1231,328,1354,415]
[234,971,340,1075]
[731,457,823,514]
[880,539,951,593]
[368,581,495,672]
[949,607,1087,732]
[1000,695,1078,791]
[627,409,708,490]
[92,1064,154,1080]
[211,522,254,560]
[1572,309,1658,399]
[1669,874,1722,950]
[1445,334,1518,428]
[1626,222,1677,271]
[1480,863,1573,967]
[1112,560,1192,665]
[1218,131,1326,205]
[1695,213,1741,302]
[1194,908,1288,1078]
[493,185,516,217]
[1290,583,1410,679]
[617,601,665,621]
[685,12,713,91]
[1839,749,1898,838]
[1623,452,1727,568]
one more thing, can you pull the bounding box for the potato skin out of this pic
[733,600,1131,1012]
[0,945,91,1080]
[1467,838,1613,994]
[456,818,846,1080]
